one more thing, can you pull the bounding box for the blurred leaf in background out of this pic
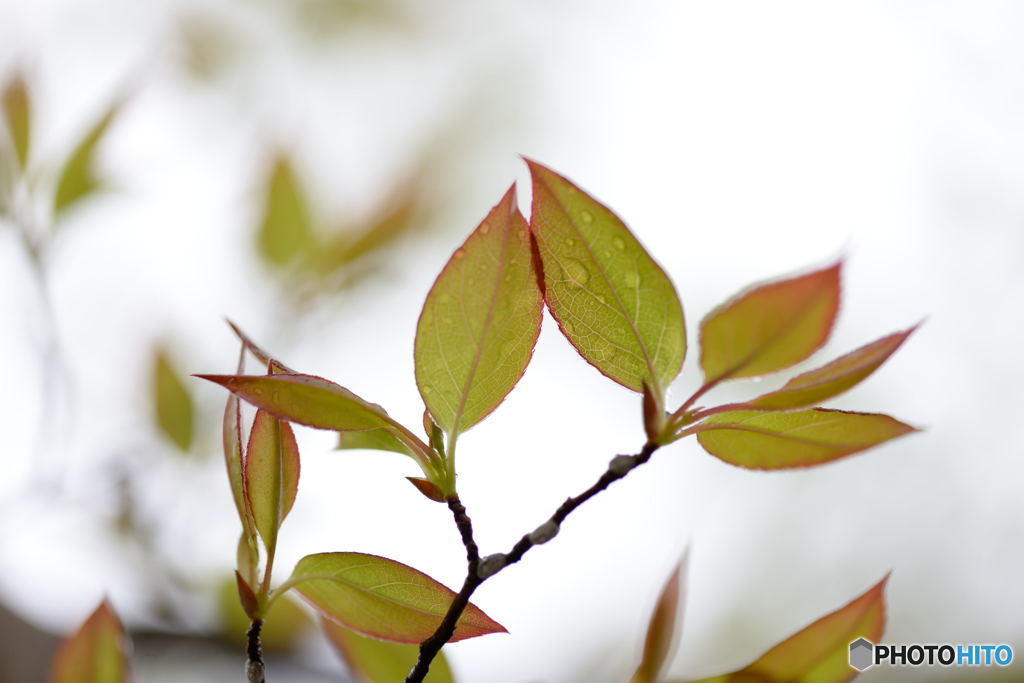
[2,72,31,169]
[257,154,317,269]
[152,345,196,452]
[50,600,132,683]
[322,617,455,683]
[54,100,120,216]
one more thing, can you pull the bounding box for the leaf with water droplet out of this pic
[414,185,542,438]
[699,263,841,383]
[152,346,194,452]
[50,599,132,683]
[245,409,300,551]
[677,576,888,683]
[2,73,31,169]
[286,552,506,643]
[54,99,120,216]
[257,154,317,268]
[321,617,455,683]
[694,408,916,469]
[528,161,685,397]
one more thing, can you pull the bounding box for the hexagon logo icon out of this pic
[849,637,875,671]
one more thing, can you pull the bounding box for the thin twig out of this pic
[405,442,659,683]
[246,619,265,683]
[406,496,482,682]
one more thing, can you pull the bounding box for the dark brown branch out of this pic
[404,442,660,683]
[246,619,265,683]
[406,496,482,682]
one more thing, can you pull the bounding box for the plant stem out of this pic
[404,442,659,683]
[406,496,481,682]
[246,619,265,683]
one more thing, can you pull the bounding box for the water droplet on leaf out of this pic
[580,210,594,224]
[612,237,625,251]
[565,259,589,286]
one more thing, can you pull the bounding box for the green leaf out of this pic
[748,325,919,410]
[286,552,506,643]
[337,427,415,457]
[245,409,300,550]
[631,552,687,683]
[197,373,398,432]
[414,185,542,437]
[258,154,316,268]
[699,263,841,383]
[321,617,456,683]
[54,102,118,215]
[223,348,252,534]
[152,347,194,452]
[2,73,31,168]
[695,409,916,469]
[50,600,131,683]
[679,576,887,683]
[528,160,685,396]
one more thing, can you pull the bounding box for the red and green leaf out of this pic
[197,373,398,433]
[747,326,918,410]
[2,73,31,168]
[695,409,916,469]
[529,161,685,396]
[679,576,887,683]
[321,617,456,683]
[632,552,688,683]
[50,600,131,683]
[414,186,542,437]
[244,409,300,550]
[699,263,841,383]
[286,552,506,643]
[222,349,251,533]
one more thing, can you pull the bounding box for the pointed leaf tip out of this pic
[632,551,688,683]
[528,161,685,395]
[287,552,506,643]
[414,186,542,437]
[749,324,919,410]
[700,262,842,383]
[51,599,132,683]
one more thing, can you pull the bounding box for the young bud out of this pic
[529,521,560,545]
[609,454,635,475]
[477,553,506,580]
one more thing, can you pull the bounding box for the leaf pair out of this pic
[1,71,119,216]
[632,558,888,683]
